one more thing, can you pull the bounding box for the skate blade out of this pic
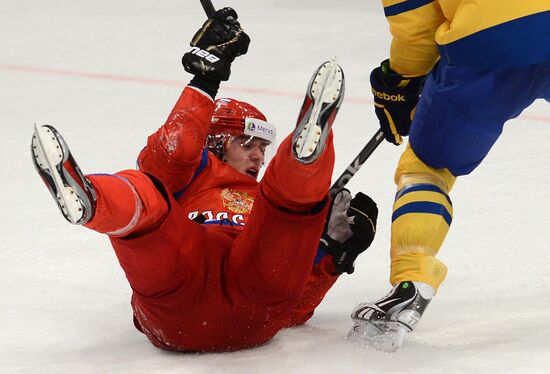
[294,59,343,160]
[32,125,85,224]
[346,320,407,352]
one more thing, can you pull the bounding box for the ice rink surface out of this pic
[2,1,550,373]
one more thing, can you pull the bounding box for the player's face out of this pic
[224,136,268,180]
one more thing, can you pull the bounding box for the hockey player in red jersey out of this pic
[31,8,378,352]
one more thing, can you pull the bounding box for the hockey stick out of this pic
[329,129,384,196]
[200,0,216,17]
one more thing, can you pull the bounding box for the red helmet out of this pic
[207,98,276,159]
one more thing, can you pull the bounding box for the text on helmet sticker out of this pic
[244,118,277,143]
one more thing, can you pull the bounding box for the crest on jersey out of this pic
[220,188,254,214]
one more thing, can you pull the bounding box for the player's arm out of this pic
[370,1,445,146]
[382,0,443,76]
[137,88,214,194]
[288,190,378,326]
[138,8,250,193]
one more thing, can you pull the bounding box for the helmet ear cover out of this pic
[205,133,228,160]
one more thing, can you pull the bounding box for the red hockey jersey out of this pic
[118,86,339,351]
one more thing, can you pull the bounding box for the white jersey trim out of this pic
[105,176,143,237]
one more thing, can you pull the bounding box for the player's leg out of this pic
[541,62,550,102]
[391,61,550,289]
[226,60,343,310]
[389,145,454,291]
[230,189,329,301]
[261,132,335,212]
[31,125,199,296]
[84,171,168,236]
[32,125,169,233]
[262,59,343,212]
[350,61,550,350]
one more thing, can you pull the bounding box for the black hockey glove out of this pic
[182,7,250,82]
[320,189,378,275]
[371,59,425,145]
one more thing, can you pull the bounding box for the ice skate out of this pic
[31,125,96,224]
[347,281,433,352]
[292,58,344,164]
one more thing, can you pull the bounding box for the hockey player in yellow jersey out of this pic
[348,0,550,351]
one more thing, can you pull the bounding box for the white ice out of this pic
[2,1,550,373]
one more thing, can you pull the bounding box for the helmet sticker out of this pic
[244,118,276,143]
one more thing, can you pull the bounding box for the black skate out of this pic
[292,58,344,164]
[347,281,433,352]
[31,125,96,224]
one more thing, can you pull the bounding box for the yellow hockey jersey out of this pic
[381,0,550,75]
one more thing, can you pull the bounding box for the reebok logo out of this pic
[188,47,220,63]
[372,88,405,102]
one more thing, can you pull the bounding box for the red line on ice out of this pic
[1,63,548,122]
[0,63,379,105]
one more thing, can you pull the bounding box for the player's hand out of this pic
[182,7,250,81]
[321,189,378,274]
[370,59,425,145]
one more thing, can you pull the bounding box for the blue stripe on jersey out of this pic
[173,148,210,200]
[438,11,550,68]
[384,0,434,17]
[314,244,329,265]
[395,184,452,206]
[392,201,452,226]
[201,220,244,227]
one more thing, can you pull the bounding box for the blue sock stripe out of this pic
[384,0,434,17]
[395,184,452,206]
[392,201,453,226]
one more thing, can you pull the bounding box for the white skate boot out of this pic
[292,58,344,164]
[31,125,96,224]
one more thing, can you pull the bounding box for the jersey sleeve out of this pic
[286,255,339,327]
[382,0,445,76]
[137,86,215,194]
